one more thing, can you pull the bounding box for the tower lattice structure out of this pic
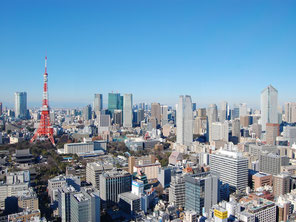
[30,56,55,146]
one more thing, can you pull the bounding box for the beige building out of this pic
[18,190,39,212]
[8,209,40,222]
[128,155,156,174]
[273,173,290,197]
[266,123,280,145]
[151,103,161,128]
[86,162,113,188]
[240,116,250,128]
[252,172,273,190]
[133,162,161,180]
[193,116,207,135]
[285,102,296,123]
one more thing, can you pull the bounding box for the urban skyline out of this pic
[2,1,296,222]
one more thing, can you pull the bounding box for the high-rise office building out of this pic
[211,121,229,142]
[58,185,76,222]
[177,95,193,147]
[94,94,103,116]
[239,103,248,117]
[210,149,248,192]
[240,115,250,128]
[184,172,218,215]
[119,95,123,110]
[259,152,289,175]
[113,109,123,126]
[261,85,278,131]
[108,93,121,116]
[70,187,100,222]
[98,113,111,127]
[285,102,296,123]
[99,169,132,208]
[83,105,92,120]
[157,168,171,189]
[251,123,262,139]
[207,104,218,142]
[123,94,133,128]
[231,105,240,120]
[161,105,168,126]
[266,123,280,145]
[0,102,2,116]
[220,101,228,122]
[273,174,291,197]
[169,174,185,209]
[86,162,113,189]
[151,103,161,128]
[231,119,240,143]
[193,116,207,135]
[15,92,27,119]
[136,109,144,125]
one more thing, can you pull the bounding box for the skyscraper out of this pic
[184,172,218,215]
[210,149,248,192]
[136,109,144,125]
[0,102,2,116]
[220,101,228,122]
[261,85,278,131]
[273,173,291,197]
[266,123,280,145]
[83,105,92,120]
[207,104,218,142]
[123,94,133,128]
[161,105,168,126]
[231,119,240,144]
[113,110,123,126]
[100,169,132,208]
[94,94,103,116]
[108,93,121,116]
[231,105,240,120]
[211,121,229,142]
[177,95,193,147]
[285,102,296,123]
[239,103,248,117]
[169,174,185,209]
[70,187,100,222]
[151,103,161,128]
[15,92,27,119]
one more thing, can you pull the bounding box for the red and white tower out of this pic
[30,56,55,146]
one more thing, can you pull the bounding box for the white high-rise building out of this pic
[211,121,229,142]
[210,149,248,192]
[285,102,296,123]
[220,101,228,122]
[123,94,133,128]
[261,85,278,131]
[94,94,103,116]
[161,105,168,126]
[15,92,27,119]
[177,95,193,147]
[239,103,248,117]
[207,104,218,142]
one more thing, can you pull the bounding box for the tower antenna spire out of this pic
[30,56,55,146]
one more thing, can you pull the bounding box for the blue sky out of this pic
[0,0,296,108]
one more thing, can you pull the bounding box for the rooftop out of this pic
[119,191,140,201]
[102,169,131,178]
[241,198,275,213]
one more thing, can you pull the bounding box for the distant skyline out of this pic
[1,0,296,108]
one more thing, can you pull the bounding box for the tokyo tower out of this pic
[30,56,55,146]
